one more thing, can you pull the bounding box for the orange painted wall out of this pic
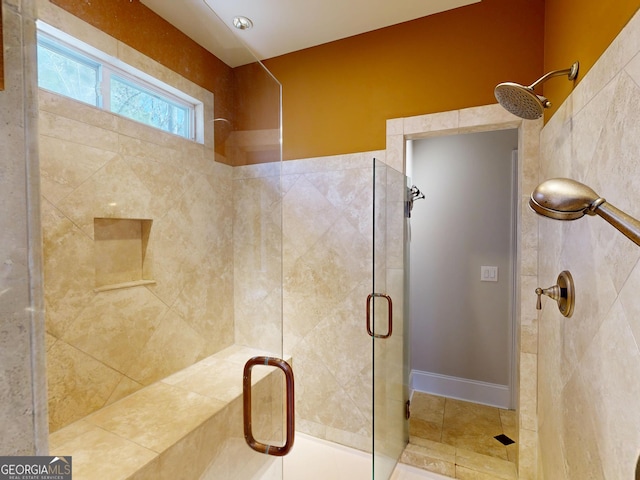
[46,0,640,162]
[50,0,230,94]
[233,63,280,132]
[543,0,640,118]
[264,0,546,160]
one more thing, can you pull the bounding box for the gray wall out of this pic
[408,129,517,401]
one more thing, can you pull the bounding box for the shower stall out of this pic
[37,2,409,478]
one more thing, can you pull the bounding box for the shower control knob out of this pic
[535,286,557,310]
[535,270,575,318]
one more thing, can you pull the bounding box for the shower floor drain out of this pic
[494,434,515,446]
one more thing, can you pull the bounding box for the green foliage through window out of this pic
[36,27,196,141]
[37,36,101,107]
[111,75,189,138]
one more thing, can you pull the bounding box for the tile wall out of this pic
[7,1,640,475]
[37,1,237,432]
[281,153,381,452]
[37,0,390,452]
[537,9,640,479]
[234,152,408,456]
[232,162,283,355]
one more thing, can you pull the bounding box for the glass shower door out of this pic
[371,159,410,478]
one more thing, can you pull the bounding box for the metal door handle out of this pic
[243,356,295,456]
[366,293,393,338]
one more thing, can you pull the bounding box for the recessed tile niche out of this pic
[94,218,155,292]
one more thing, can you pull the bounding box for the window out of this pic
[109,75,191,139]
[37,35,101,106]
[36,22,202,142]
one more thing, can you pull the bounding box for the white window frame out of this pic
[36,21,204,144]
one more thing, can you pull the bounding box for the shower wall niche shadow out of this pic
[93,218,155,292]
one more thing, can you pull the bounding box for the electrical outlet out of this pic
[481,266,498,282]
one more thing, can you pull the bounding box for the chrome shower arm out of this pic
[593,202,640,247]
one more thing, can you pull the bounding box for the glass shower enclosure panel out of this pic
[199,7,288,479]
[371,159,410,478]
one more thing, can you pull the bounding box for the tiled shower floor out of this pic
[399,392,518,479]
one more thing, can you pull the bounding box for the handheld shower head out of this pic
[495,61,579,120]
[530,178,640,247]
[529,178,601,220]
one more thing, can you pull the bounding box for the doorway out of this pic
[386,105,541,479]
[407,129,518,410]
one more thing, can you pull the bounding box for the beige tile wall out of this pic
[31,8,552,477]
[232,162,283,355]
[281,153,382,452]
[233,152,408,457]
[537,9,640,479]
[38,3,235,432]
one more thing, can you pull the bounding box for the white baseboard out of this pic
[410,369,512,409]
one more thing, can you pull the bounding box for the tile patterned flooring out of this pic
[399,392,518,479]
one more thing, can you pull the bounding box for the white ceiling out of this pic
[140,0,480,67]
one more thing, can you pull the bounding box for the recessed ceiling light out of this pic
[233,16,253,30]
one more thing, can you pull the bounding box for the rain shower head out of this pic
[530,178,640,247]
[494,61,579,120]
[494,83,550,120]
